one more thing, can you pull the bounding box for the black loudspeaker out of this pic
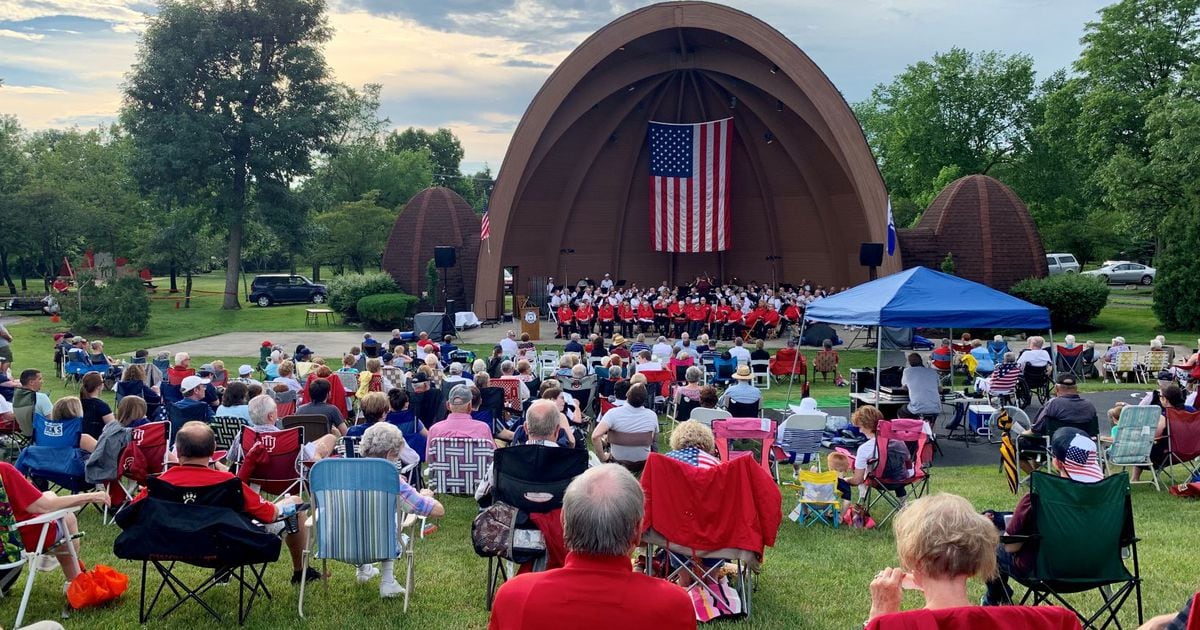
[859,243,884,267]
[434,246,457,268]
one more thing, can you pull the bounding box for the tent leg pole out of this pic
[875,328,883,407]
[785,320,809,408]
[1047,328,1056,381]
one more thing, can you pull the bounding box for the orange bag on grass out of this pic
[67,564,128,609]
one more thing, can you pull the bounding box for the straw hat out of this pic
[612,334,626,346]
[732,365,753,380]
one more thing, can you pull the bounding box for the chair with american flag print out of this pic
[424,437,494,496]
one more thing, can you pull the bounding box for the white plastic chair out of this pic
[690,407,732,429]
[750,359,770,390]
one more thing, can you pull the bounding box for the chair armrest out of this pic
[999,534,1034,545]
[401,513,420,529]
[14,506,81,529]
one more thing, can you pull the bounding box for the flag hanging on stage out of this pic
[886,197,896,256]
[647,118,733,252]
[480,198,491,241]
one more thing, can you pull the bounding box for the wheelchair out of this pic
[1015,364,1052,410]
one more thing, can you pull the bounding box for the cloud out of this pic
[0,29,44,41]
[0,1,148,31]
[501,58,554,69]
[2,84,66,94]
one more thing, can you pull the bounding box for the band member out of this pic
[575,299,595,337]
[557,301,575,339]
[637,300,656,336]
[723,302,745,341]
[597,301,616,338]
[618,300,636,338]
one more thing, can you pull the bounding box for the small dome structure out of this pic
[382,187,480,309]
[897,175,1047,291]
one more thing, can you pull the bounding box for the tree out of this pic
[0,116,27,294]
[311,193,393,273]
[123,0,343,309]
[855,48,1037,205]
[385,127,464,181]
[136,204,220,307]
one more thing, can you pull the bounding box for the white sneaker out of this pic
[38,555,59,572]
[379,580,406,598]
[356,564,380,584]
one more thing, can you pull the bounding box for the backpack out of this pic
[877,438,912,481]
[470,501,545,564]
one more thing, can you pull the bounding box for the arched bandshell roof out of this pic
[474,1,898,316]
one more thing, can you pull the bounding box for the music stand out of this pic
[615,280,627,288]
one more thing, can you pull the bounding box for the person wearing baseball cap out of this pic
[983,427,1103,605]
[173,374,215,425]
[233,364,262,388]
[1026,373,1098,438]
[426,385,494,445]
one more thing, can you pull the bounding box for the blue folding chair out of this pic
[299,458,421,616]
[15,414,90,492]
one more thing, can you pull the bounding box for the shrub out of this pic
[327,271,398,318]
[1010,273,1110,329]
[356,293,420,329]
[61,275,151,337]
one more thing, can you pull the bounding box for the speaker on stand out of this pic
[860,243,884,280]
[434,246,458,339]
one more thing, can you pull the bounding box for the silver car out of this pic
[1045,253,1080,275]
[1082,261,1156,285]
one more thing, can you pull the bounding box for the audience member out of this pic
[592,383,657,465]
[428,385,494,443]
[79,372,114,440]
[900,353,941,419]
[719,366,761,407]
[215,382,252,424]
[228,395,336,463]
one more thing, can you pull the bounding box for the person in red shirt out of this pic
[575,301,595,337]
[0,462,108,582]
[782,301,802,338]
[723,305,744,341]
[637,301,656,336]
[761,306,781,339]
[556,303,575,339]
[597,302,616,338]
[489,465,695,630]
[166,351,196,386]
[668,300,687,339]
[653,297,670,334]
[689,298,711,339]
[618,301,636,338]
[131,421,322,584]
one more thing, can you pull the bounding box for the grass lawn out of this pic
[3,272,1197,627]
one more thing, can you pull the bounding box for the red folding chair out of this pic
[712,418,778,479]
[237,426,304,497]
[638,369,675,409]
[105,420,171,524]
[863,419,933,526]
[1163,407,1200,482]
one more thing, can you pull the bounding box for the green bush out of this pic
[327,271,398,318]
[61,275,151,336]
[356,293,420,329]
[1010,273,1110,329]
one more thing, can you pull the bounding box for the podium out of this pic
[520,307,540,341]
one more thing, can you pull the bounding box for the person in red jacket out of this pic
[618,301,636,338]
[637,301,656,335]
[782,301,803,338]
[597,302,616,338]
[575,301,595,337]
[556,303,575,339]
[489,465,695,630]
[668,299,687,339]
[723,305,744,341]
[686,299,707,339]
[761,306,781,339]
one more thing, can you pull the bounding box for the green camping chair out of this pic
[1005,471,1142,629]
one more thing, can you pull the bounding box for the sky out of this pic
[0,0,1110,174]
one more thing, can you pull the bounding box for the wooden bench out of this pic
[305,308,335,326]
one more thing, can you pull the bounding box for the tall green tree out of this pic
[122,0,343,309]
[311,193,393,273]
[855,48,1037,205]
[0,116,27,293]
[385,127,464,181]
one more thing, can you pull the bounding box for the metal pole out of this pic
[1047,328,1056,381]
[875,326,883,406]
[784,319,809,408]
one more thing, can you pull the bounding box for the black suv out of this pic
[248,274,327,307]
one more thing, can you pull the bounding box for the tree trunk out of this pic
[169,261,178,293]
[0,249,15,295]
[222,185,246,310]
[312,264,320,282]
[185,270,193,308]
[289,254,297,276]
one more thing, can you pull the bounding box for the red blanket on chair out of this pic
[640,453,781,556]
[520,510,566,575]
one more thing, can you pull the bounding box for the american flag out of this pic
[665,446,721,469]
[647,118,733,252]
[1060,434,1103,483]
[480,198,491,240]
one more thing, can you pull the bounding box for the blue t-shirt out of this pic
[174,398,214,422]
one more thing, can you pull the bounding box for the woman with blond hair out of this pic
[664,420,719,468]
[867,493,999,622]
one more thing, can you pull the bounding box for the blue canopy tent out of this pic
[785,267,1052,405]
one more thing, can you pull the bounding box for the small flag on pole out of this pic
[480,199,491,241]
[886,197,896,256]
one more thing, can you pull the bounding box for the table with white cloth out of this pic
[455,311,481,329]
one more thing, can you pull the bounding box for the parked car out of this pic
[1045,253,1080,275]
[248,274,327,306]
[1082,261,1156,285]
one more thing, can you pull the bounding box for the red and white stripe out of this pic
[650,118,732,253]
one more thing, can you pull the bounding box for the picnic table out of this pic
[305,308,336,326]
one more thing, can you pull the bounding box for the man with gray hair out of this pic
[489,465,695,629]
[443,362,471,386]
[496,360,530,402]
[427,384,494,443]
[227,394,337,463]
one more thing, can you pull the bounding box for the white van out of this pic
[1045,253,1081,275]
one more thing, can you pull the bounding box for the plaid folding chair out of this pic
[300,458,420,616]
[424,437,494,495]
[113,477,282,624]
[1006,472,1142,629]
[1100,405,1163,490]
[786,470,841,528]
[863,419,932,526]
[237,426,304,497]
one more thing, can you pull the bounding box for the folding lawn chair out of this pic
[15,414,91,493]
[104,420,171,524]
[537,351,560,380]
[712,417,777,479]
[300,458,422,616]
[1160,406,1200,483]
[866,606,1081,630]
[640,454,783,618]
[558,375,597,420]
[786,470,841,528]
[5,388,36,460]
[1143,350,1170,378]
[775,413,826,472]
[862,419,932,527]
[0,472,82,629]
[668,394,700,427]
[482,445,588,610]
[690,407,731,429]
[424,437,494,495]
[1100,405,1163,490]
[210,416,246,452]
[605,429,657,476]
[750,359,770,390]
[726,400,761,419]
[113,477,282,624]
[1005,471,1142,629]
[236,426,305,498]
[282,414,331,443]
[269,388,298,417]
